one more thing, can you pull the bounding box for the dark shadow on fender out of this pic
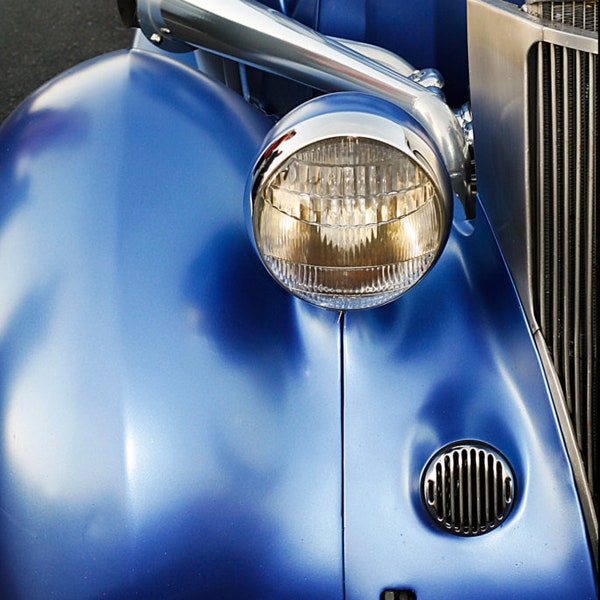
[183,226,301,370]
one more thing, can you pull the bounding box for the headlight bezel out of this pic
[247,92,454,311]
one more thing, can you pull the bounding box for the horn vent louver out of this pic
[421,442,516,536]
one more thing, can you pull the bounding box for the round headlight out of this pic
[248,93,453,310]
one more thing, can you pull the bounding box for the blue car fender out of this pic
[342,201,596,598]
[0,34,596,600]
[0,47,345,598]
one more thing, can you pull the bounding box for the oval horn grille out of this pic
[421,442,516,536]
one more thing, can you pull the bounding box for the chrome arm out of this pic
[136,0,471,206]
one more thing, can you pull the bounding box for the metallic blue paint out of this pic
[0,49,343,598]
[317,0,470,105]
[263,0,470,105]
[343,200,597,598]
[0,12,596,600]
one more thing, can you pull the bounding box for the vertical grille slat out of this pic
[573,48,583,451]
[562,47,572,415]
[466,448,474,530]
[550,43,561,374]
[537,46,548,337]
[478,450,486,526]
[528,22,597,516]
[585,48,596,491]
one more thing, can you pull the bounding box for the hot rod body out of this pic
[0,1,597,598]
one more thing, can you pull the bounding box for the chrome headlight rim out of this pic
[247,92,454,311]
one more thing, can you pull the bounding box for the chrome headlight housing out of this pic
[248,93,453,310]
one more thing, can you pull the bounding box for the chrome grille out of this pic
[528,39,598,515]
[421,443,515,536]
[527,0,598,32]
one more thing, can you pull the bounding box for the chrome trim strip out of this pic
[136,0,471,205]
[534,331,599,569]
[542,21,598,50]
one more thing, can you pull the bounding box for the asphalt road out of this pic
[0,1,132,123]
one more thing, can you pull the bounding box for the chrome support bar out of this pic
[136,0,471,206]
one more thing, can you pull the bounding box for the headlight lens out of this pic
[249,94,452,310]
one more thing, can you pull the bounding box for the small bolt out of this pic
[150,33,162,44]
[160,27,171,35]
